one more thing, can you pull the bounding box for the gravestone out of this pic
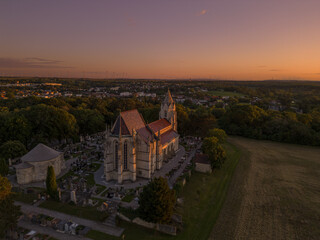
[70,190,77,204]
[58,188,61,201]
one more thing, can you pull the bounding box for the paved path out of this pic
[168,143,201,187]
[16,201,124,237]
[18,219,91,240]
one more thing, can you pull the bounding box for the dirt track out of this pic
[210,137,320,240]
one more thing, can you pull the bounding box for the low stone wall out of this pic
[117,212,131,222]
[117,213,177,236]
[132,217,156,229]
[195,162,212,173]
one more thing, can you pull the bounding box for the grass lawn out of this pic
[118,141,242,240]
[208,90,245,97]
[13,187,45,204]
[121,193,135,203]
[95,184,107,195]
[14,192,39,204]
[85,230,119,240]
[39,200,109,222]
[85,173,95,186]
[90,163,101,172]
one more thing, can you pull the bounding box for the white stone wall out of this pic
[104,135,136,183]
[16,167,33,184]
[16,154,64,184]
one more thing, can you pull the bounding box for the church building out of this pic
[104,90,179,184]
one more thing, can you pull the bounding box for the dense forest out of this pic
[0,96,161,149]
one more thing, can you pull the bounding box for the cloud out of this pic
[257,65,267,68]
[269,69,281,72]
[197,9,207,16]
[0,57,73,69]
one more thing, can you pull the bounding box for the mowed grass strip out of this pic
[85,230,119,240]
[39,200,108,222]
[118,141,242,240]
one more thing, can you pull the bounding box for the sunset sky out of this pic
[1,0,320,80]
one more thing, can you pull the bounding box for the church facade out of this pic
[104,90,179,184]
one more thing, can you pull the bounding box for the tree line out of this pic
[0,96,160,150]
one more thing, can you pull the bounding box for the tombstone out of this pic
[70,190,77,204]
[8,158,12,166]
[88,199,93,206]
[58,188,62,201]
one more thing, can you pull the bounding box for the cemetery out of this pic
[8,128,203,238]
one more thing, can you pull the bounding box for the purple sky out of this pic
[1,0,320,80]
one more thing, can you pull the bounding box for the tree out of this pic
[139,177,175,223]
[21,104,78,143]
[0,159,9,176]
[46,166,58,200]
[0,176,11,200]
[212,107,226,119]
[71,108,105,135]
[208,128,227,143]
[0,140,27,162]
[202,137,226,169]
[0,176,21,238]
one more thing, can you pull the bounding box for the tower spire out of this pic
[119,112,122,140]
[164,88,174,105]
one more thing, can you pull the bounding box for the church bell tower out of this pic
[159,89,177,131]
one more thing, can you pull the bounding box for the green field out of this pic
[114,142,242,240]
[208,90,245,97]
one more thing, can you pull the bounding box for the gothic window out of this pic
[164,110,167,118]
[114,141,118,170]
[124,141,128,170]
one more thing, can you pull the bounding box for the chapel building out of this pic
[104,90,179,184]
[15,143,65,184]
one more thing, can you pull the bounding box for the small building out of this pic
[194,154,212,173]
[15,143,65,184]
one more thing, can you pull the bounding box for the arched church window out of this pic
[124,141,128,170]
[114,141,118,170]
[164,110,167,118]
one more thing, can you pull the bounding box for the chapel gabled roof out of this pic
[21,143,62,162]
[112,109,146,136]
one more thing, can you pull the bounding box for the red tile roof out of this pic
[160,129,179,145]
[148,119,171,133]
[136,126,153,143]
[112,109,145,135]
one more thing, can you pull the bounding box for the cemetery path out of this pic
[168,143,202,187]
[16,201,124,237]
[18,219,91,240]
